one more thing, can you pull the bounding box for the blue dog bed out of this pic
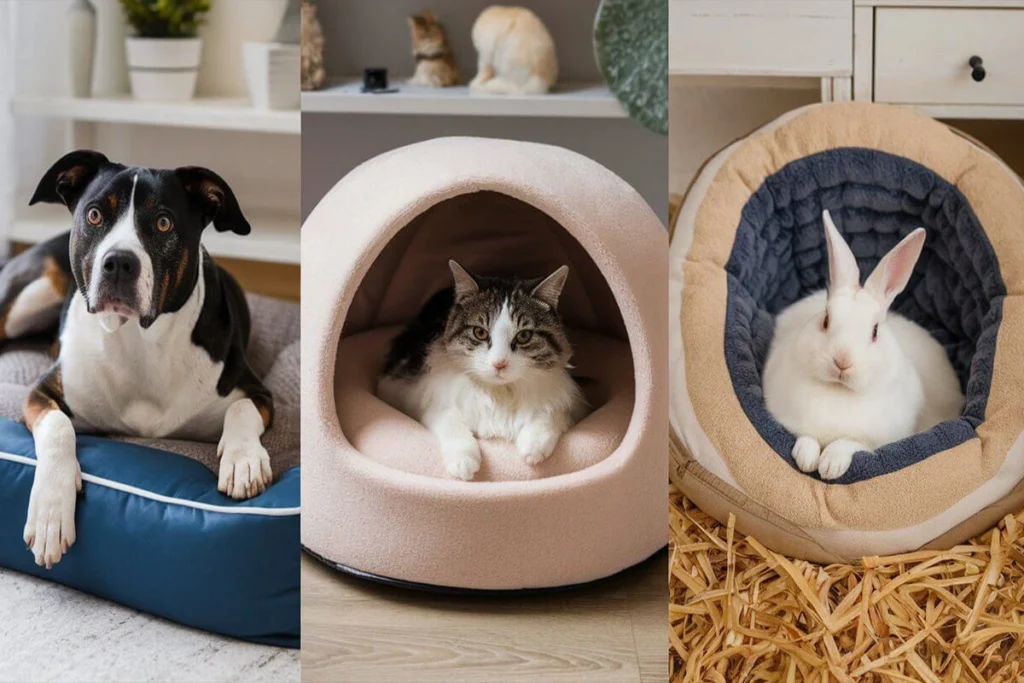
[0,419,299,647]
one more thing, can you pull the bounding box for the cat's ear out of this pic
[449,260,479,299]
[422,9,437,22]
[531,265,569,309]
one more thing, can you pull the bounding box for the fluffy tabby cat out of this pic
[377,261,587,481]
[470,6,558,94]
[407,10,461,87]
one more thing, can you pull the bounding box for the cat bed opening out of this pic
[302,137,667,590]
[338,191,633,481]
[670,102,1024,564]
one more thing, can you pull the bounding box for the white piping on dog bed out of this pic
[0,451,300,517]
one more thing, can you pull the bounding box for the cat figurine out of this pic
[470,6,558,95]
[300,0,326,91]
[377,261,587,481]
[407,10,461,88]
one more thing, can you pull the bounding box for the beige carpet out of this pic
[0,569,299,683]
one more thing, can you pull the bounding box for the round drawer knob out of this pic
[969,55,986,82]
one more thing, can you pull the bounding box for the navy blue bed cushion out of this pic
[724,148,1005,484]
[0,419,299,647]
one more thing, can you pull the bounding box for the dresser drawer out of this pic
[874,8,1024,106]
[669,0,852,77]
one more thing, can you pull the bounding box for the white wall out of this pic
[669,79,819,196]
[10,0,298,228]
[668,78,1024,198]
[0,6,13,257]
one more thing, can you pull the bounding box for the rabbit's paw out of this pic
[818,439,869,480]
[792,436,822,473]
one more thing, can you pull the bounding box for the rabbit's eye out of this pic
[822,312,829,331]
[872,323,879,342]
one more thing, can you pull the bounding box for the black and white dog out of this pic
[2,150,274,569]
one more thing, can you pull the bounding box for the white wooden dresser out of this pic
[670,0,1024,119]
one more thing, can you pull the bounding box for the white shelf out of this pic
[10,205,300,265]
[12,94,301,135]
[301,79,626,118]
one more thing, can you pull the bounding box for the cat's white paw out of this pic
[517,424,561,466]
[792,436,821,473]
[24,454,81,569]
[818,439,866,480]
[443,440,481,481]
[218,439,273,499]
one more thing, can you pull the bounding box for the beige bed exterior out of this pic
[670,102,1024,562]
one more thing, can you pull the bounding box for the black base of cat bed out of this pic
[303,545,666,596]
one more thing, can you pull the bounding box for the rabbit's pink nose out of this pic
[492,359,509,371]
[833,356,852,371]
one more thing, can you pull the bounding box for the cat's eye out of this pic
[515,329,533,344]
[822,312,829,331]
[472,326,489,341]
[872,323,879,342]
[156,215,173,233]
[86,207,102,226]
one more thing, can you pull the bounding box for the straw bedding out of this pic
[669,485,1024,682]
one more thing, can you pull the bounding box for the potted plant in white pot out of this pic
[119,0,211,101]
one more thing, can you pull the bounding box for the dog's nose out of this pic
[102,251,139,283]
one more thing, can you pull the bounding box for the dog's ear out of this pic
[175,166,251,235]
[30,150,110,211]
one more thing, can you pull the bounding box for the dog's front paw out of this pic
[819,439,867,480]
[218,439,273,499]
[443,439,481,481]
[792,436,822,473]
[24,456,82,569]
[517,423,561,466]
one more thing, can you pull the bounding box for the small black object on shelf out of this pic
[969,56,986,83]
[362,67,397,94]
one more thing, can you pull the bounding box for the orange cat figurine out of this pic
[407,10,460,88]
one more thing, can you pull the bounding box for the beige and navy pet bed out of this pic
[302,137,667,591]
[670,102,1024,564]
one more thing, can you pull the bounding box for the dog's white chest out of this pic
[59,291,237,440]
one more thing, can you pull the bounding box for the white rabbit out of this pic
[762,210,964,480]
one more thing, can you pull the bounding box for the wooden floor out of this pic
[301,550,667,683]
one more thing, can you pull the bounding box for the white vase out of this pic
[197,0,286,96]
[243,42,300,110]
[67,0,96,98]
[125,37,202,101]
[91,0,130,96]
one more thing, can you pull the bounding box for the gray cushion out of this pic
[0,294,300,477]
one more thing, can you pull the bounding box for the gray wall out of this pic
[302,1,667,222]
[302,114,666,222]
[315,0,604,82]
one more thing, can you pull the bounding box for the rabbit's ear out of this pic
[865,228,926,310]
[822,210,860,294]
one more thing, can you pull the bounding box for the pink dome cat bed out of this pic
[302,137,667,590]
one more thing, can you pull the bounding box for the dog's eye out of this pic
[822,312,829,331]
[515,329,533,344]
[472,327,489,341]
[156,216,173,233]
[872,323,879,342]
[86,207,102,226]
